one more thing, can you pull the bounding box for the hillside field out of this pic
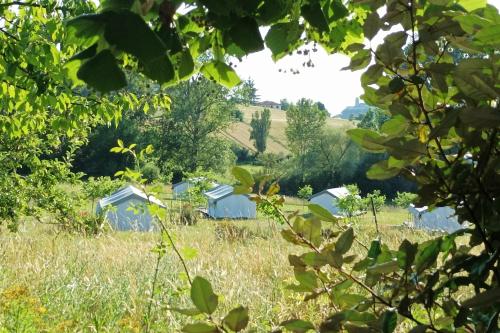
[0,183,437,332]
[224,105,355,155]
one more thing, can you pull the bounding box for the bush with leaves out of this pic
[141,162,161,184]
[337,184,364,219]
[393,191,418,209]
[83,176,124,212]
[297,185,313,201]
[363,190,386,213]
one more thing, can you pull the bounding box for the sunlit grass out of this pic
[0,200,434,332]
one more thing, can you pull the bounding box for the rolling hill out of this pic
[223,105,354,155]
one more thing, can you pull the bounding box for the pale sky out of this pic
[234,0,500,116]
[236,48,363,116]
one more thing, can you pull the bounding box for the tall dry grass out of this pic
[0,207,432,332]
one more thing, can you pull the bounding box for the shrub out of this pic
[141,163,160,184]
[179,204,198,226]
[83,176,124,211]
[393,191,417,208]
[337,184,364,219]
[363,189,386,213]
[297,185,313,201]
[77,211,108,236]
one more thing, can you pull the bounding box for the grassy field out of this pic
[223,105,354,155]
[0,188,435,333]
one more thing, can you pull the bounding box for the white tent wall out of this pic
[96,185,165,232]
[104,198,155,231]
[208,194,256,219]
[172,181,191,199]
[409,206,462,233]
[310,193,342,216]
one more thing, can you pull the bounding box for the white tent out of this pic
[96,185,166,231]
[408,205,462,233]
[309,187,350,216]
[204,185,256,219]
[172,178,218,199]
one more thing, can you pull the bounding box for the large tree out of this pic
[249,108,271,154]
[156,75,236,175]
[0,1,143,229]
[231,79,259,105]
[285,98,326,175]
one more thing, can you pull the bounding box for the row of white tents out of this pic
[97,181,256,231]
[309,186,462,233]
[96,182,461,233]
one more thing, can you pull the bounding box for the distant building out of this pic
[256,100,281,109]
[337,98,371,120]
[96,185,166,231]
[204,185,256,219]
[309,187,350,217]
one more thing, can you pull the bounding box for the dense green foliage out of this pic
[1,0,499,332]
[230,79,259,106]
[250,108,272,154]
[154,75,237,177]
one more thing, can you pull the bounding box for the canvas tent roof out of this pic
[97,185,165,210]
[204,184,235,201]
[310,186,350,200]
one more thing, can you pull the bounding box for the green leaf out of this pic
[335,293,369,309]
[388,77,405,93]
[414,239,441,274]
[361,64,384,86]
[281,319,315,333]
[461,287,500,308]
[228,18,264,54]
[182,323,220,333]
[367,260,399,274]
[223,306,249,332]
[367,239,382,259]
[343,49,371,71]
[177,51,195,80]
[265,21,304,61]
[381,310,397,333]
[363,12,380,40]
[381,116,408,137]
[69,43,97,61]
[366,160,401,180]
[77,50,126,93]
[343,310,377,323]
[397,239,417,271]
[301,252,328,268]
[190,276,219,315]
[301,1,329,32]
[200,61,241,88]
[231,166,254,188]
[458,0,486,11]
[335,227,354,255]
[169,307,202,316]
[329,0,349,21]
[308,203,337,222]
[103,11,174,83]
[293,269,318,292]
[66,14,106,45]
[460,107,500,129]
[293,217,322,247]
[347,128,386,153]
